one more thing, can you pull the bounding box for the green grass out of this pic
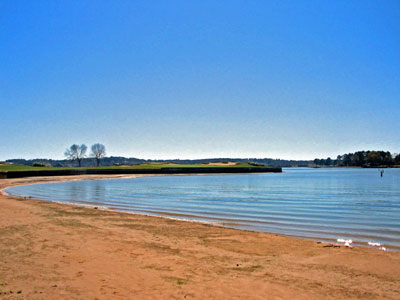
[0,164,56,171]
[0,162,266,172]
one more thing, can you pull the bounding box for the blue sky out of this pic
[1,1,399,160]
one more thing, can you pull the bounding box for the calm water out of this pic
[5,168,400,248]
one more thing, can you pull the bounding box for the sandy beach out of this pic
[1,175,400,300]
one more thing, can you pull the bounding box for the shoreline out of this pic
[3,174,399,251]
[1,174,227,229]
[1,175,400,299]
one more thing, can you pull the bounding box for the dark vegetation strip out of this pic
[0,166,282,179]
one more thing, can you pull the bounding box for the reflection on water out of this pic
[5,168,400,249]
[91,181,106,202]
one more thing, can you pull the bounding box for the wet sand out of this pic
[0,175,399,300]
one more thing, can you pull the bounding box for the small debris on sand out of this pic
[323,244,340,248]
[368,242,381,247]
[337,238,353,247]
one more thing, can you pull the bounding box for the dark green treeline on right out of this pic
[314,151,400,167]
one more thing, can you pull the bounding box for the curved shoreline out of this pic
[3,174,400,251]
[1,175,400,299]
[1,174,227,228]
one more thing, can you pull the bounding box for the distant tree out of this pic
[352,151,366,166]
[64,144,87,167]
[326,157,332,166]
[383,151,394,166]
[366,151,381,167]
[342,153,352,166]
[91,143,106,166]
[394,153,400,165]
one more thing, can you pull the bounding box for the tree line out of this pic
[314,151,400,167]
[64,143,106,167]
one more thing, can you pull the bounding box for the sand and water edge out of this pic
[0,175,399,299]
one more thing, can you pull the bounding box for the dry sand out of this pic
[0,175,399,300]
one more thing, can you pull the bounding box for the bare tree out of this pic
[64,144,87,167]
[91,143,106,167]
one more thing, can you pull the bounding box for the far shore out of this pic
[0,163,282,179]
[310,165,400,168]
[1,175,400,299]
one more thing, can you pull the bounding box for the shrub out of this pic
[248,162,266,167]
[32,162,51,167]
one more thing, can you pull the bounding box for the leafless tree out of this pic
[91,143,106,167]
[64,144,87,167]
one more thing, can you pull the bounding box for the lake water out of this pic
[5,168,400,249]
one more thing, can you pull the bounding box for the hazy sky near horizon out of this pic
[1,1,399,161]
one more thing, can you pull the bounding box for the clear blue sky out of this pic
[1,1,399,161]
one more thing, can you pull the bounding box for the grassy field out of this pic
[0,162,263,172]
